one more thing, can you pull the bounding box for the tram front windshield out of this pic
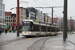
[22,22,30,31]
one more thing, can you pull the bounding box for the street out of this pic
[0,33,75,50]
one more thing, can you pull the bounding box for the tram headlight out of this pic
[29,31,31,33]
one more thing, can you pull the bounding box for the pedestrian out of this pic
[0,28,2,35]
[5,28,8,34]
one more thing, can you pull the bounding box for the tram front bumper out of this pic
[22,31,32,35]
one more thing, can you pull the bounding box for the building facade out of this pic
[68,19,74,31]
[11,14,16,26]
[0,0,5,27]
[36,10,42,22]
[26,7,37,20]
[16,7,27,25]
[5,12,12,27]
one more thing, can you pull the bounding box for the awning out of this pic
[5,25,9,28]
[0,23,6,25]
[12,25,17,27]
[12,24,23,27]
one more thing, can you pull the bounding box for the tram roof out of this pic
[23,19,34,22]
[23,19,58,27]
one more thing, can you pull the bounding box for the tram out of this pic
[22,19,58,37]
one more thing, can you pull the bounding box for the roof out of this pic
[5,12,12,16]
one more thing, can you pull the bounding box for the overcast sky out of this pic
[3,0,75,19]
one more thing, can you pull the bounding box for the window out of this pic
[24,17,26,19]
[21,9,22,11]
[2,11,5,17]
[31,24,40,31]
[9,20,10,22]
[5,20,6,22]
[15,20,16,22]
[0,3,2,9]
[21,13,23,15]
[21,20,22,22]
[21,16,22,19]
[7,23,8,25]
[0,0,2,2]
[0,11,2,16]
[2,4,5,10]
[41,26,46,32]
[7,20,8,22]
[9,17,10,19]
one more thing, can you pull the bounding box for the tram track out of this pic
[27,35,62,50]
[0,34,62,47]
[27,33,74,50]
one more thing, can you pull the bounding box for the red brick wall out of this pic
[5,12,12,16]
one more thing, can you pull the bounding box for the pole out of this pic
[17,0,19,37]
[63,0,68,41]
[52,7,53,24]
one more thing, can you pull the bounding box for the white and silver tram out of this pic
[22,19,58,37]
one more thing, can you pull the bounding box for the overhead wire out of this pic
[35,0,49,6]
[36,0,63,16]
[52,0,61,6]
[43,0,55,5]
[54,9,63,16]
[33,0,41,7]
[33,0,63,17]
[44,0,50,6]
[33,0,51,13]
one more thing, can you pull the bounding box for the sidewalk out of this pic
[44,34,75,50]
[0,33,75,50]
[0,33,22,42]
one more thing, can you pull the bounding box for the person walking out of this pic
[0,28,2,35]
[5,28,8,34]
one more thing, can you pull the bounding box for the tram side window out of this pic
[50,27,52,32]
[41,26,44,32]
[41,26,46,32]
[47,27,50,32]
[55,28,58,32]
[51,27,55,32]
[44,26,46,32]
[31,25,35,31]
[31,24,40,31]
[34,25,39,31]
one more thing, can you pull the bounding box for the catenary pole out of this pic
[17,0,19,37]
[52,7,53,24]
[34,6,63,24]
[63,0,68,41]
